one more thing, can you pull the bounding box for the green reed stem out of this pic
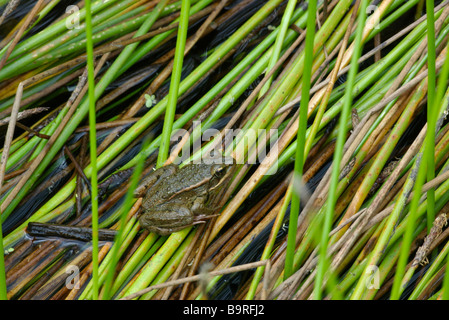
[123,227,192,298]
[284,0,316,280]
[102,138,149,300]
[314,0,369,300]
[259,0,297,98]
[81,218,140,300]
[0,222,6,299]
[437,47,449,300]
[109,233,161,298]
[425,0,436,232]
[140,231,196,300]
[113,235,166,299]
[84,0,99,300]
[157,0,190,166]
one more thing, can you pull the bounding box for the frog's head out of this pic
[207,156,235,192]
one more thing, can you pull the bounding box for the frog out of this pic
[135,156,235,236]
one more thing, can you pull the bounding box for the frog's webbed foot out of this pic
[193,214,219,223]
[134,164,177,198]
[141,214,219,236]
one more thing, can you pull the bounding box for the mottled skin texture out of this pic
[135,159,234,235]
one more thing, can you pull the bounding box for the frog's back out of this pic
[143,164,210,206]
[163,164,212,194]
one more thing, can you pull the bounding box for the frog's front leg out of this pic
[134,164,177,198]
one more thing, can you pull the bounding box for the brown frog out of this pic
[135,157,235,236]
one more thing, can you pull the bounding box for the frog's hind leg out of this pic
[140,214,218,236]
